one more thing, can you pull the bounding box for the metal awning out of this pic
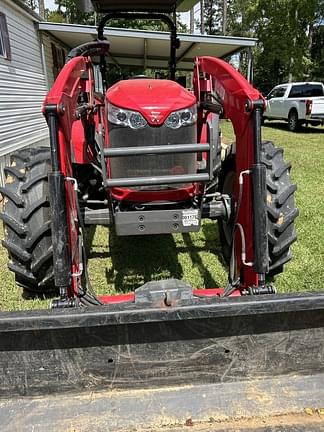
[38,22,257,71]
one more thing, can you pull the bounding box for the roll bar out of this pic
[97,12,180,82]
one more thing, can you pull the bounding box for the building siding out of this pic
[42,32,55,88]
[0,0,49,183]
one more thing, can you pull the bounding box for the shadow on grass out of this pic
[21,289,58,301]
[104,221,227,293]
[85,225,109,259]
[201,221,226,261]
[263,121,324,134]
[106,231,183,292]
[181,232,218,288]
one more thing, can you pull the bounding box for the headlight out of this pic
[108,103,147,129]
[165,105,197,129]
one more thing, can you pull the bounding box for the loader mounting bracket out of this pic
[135,278,193,306]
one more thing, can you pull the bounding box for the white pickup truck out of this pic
[263,82,324,131]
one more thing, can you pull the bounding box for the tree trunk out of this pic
[200,0,205,34]
[38,0,45,19]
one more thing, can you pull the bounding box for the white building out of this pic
[0,0,66,184]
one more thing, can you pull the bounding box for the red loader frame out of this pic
[43,47,267,305]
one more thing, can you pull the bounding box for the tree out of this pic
[24,0,38,11]
[251,0,323,92]
[199,0,324,93]
[203,0,222,34]
[311,24,324,80]
[46,0,188,32]
[46,0,97,25]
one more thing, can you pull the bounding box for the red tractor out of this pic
[0,2,298,307]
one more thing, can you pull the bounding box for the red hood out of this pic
[106,79,196,126]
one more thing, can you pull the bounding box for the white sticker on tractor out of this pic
[182,210,199,226]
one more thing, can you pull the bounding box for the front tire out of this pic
[218,141,298,278]
[0,147,55,295]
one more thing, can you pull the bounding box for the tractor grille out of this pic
[108,122,197,189]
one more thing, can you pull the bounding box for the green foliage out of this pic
[201,0,324,93]
[44,0,323,90]
[45,10,66,23]
[311,25,324,81]
[46,0,96,24]
[203,0,222,34]
[252,0,320,92]
[24,0,38,11]
[108,13,187,32]
[46,0,188,32]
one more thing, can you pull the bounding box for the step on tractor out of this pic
[0,1,298,308]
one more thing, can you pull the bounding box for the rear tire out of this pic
[288,110,301,132]
[218,141,298,278]
[0,147,55,295]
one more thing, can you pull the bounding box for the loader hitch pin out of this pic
[51,297,77,309]
[247,285,276,295]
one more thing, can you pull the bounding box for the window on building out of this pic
[0,13,11,60]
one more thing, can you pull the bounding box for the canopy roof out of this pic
[76,0,199,13]
[38,22,257,71]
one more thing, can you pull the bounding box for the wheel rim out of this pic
[289,113,297,130]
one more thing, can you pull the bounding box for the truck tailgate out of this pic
[312,97,324,116]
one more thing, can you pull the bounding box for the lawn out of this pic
[0,121,323,311]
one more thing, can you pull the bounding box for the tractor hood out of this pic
[106,79,196,126]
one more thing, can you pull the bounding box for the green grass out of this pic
[0,120,323,311]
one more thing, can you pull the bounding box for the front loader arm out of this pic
[194,56,267,290]
[43,56,95,301]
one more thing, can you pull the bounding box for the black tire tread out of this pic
[21,173,49,192]
[25,221,51,250]
[0,187,24,207]
[218,140,298,279]
[1,239,31,262]
[31,246,53,273]
[276,184,297,206]
[22,196,50,221]
[273,162,292,179]
[8,262,36,283]
[3,166,25,180]
[264,141,298,275]
[1,147,55,294]
[0,213,27,236]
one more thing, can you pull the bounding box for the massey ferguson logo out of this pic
[149,111,162,123]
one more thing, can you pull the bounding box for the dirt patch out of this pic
[147,411,324,431]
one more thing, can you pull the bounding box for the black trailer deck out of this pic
[1,292,324,431]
